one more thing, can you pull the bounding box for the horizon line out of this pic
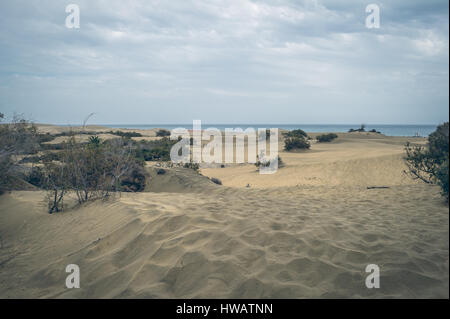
[36,122,443,126]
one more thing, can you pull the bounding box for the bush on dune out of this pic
[284,137,310,151]
[44,136,147,213]
[0,113,150,211]
[25,166,47,188]
[156,129,171,137]
[405,122,449,201]
[108,130,142,138]
[184,162,200,171]
[0,114,39,192]
[349,124,366,133]
[283,129,308,139]
[133,137,177,161]
[119,166,147,192]
[317,133,338,143]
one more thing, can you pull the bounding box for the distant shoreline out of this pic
[27,123,439,137]
[46,123,437,137]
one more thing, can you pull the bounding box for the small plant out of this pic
[157,168,166,175]
[25,166,46,188]
[255,155,283,168]
[108,131,142,138]
[133,137,177,161]
[404,122,449,200]
[19,156,41,164]
[119,166,147,192]
[0,114,39,192]
[36,133,55,144]
[284,137,310,151]
[317,133,338,143]
[156,129,171,137]
[349,124,366,133]
[88,135,102,147]
[42,136,147,212]
[43,161,68,214]
[184,162,200,171]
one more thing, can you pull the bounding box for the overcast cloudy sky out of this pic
[0,0,448,125]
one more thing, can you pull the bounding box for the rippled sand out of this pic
[0,132,448,298]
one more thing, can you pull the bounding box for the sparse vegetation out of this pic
[284,137,310,151]
[156,129,171,137]
[119,167,147,192]
[283,129,308,139]
[255,155,283,168]
[349,124,366,133]
[41,135,147,212]
[0,114,39,192]
[317,133,338,143]
[184,162,200,171]
[25,166,46,188]
[108,130,142,138]
[404,122,449,200]
[43,160,69,214]
[133,137,177,161]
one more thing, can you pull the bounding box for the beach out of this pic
[0,126,448,298]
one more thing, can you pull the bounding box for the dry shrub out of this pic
[405,122,449,200]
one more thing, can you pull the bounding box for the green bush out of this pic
[405,122,449,200]
[43,136,147,211]
[317,133,338,143]
[133,137,177,161]
[436,158,449,200]
[19,156,41,164]
[108,131,142,138]
[0,115,39,191]
[120,166,147,192]
[283,129,308,139]
[349,124,366,133]
[284,137,310,151]
[156,129,171,137]
[37,133,56,144]
[25,166,46,188]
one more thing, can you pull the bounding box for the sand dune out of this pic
[0,133,448,298]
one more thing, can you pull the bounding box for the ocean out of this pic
[103,124,439,137]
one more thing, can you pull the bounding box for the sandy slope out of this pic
[0,133,448,298]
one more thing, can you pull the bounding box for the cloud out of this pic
[0,0,448,124]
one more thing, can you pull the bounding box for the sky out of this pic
[0,0,448,125]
